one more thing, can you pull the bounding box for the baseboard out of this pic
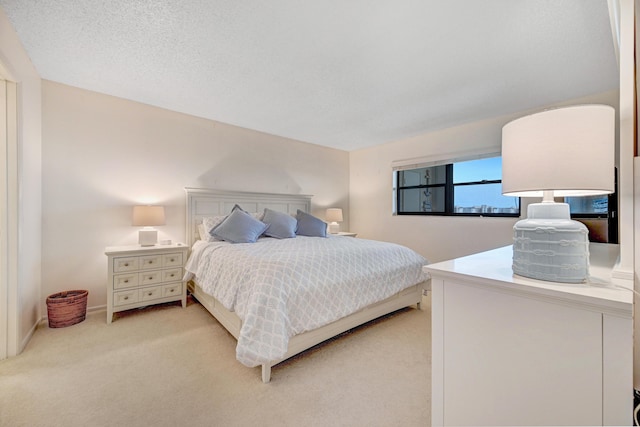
[19,318,39,354]
[87,304,106,314]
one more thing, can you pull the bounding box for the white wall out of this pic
[42,81,349,311]
[349,90,620,264]
[0,8,42,353]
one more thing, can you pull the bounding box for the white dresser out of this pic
[105,244,189,324]
[424,243,632,426]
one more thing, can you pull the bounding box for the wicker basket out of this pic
[46,290,88,328]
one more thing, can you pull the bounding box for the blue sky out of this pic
[453,157,517,209]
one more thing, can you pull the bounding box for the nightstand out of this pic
[105,243,189,324]
[335,231,357,237]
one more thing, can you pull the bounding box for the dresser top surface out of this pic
[423,243,632,312]
[105,243,188,255]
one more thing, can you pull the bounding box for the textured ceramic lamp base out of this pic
[512,202,589,283]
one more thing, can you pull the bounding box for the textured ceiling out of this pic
[0,0,618,151]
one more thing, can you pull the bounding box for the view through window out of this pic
[565,168,618,243]
[395,156,520,216]
[566,195,608,216]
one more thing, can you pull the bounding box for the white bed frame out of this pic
[184,187,424,382]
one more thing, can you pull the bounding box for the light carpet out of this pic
[0,294,431,427]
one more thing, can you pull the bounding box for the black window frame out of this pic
[565,167,618,243]
[395,160,520,217]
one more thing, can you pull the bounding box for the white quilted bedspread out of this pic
[184,235,428,367]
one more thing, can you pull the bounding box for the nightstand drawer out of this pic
[139,254,162,270]
[162,283,183,298]
[139,286,162,302]
[162,268,182,283]
[113,273,139,289]
[163,252,183,267]
[114,289,139,306]
[114,257,139,273]
[139,271,162,286]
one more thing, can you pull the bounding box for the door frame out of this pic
[0,68,19,360]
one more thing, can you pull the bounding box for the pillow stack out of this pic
[200,205,328,244]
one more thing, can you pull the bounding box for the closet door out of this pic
[0,77,19,361]
[0,79,8,360]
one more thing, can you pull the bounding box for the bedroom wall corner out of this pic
[0,7,43,356]
[41,80,349,312]
[349,90,620,264]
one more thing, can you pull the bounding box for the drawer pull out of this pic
[170,274,175,277]
[148,260,153,264]
[170,289,174,293]
[124,296,129,300]
[124,263,129,267]
[170,258,175,262]
[148,277,153,280]
[148,292,153,296]
[124,279,129,283]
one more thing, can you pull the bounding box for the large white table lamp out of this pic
[501,104,615,283]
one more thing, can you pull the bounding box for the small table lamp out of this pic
[132,205,166,246]
[501,104,615,283]
[326,208,343,234]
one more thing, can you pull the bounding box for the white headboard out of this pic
[184,187,312,247]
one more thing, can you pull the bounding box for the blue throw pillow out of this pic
[295,209,327,237]
[210,207,268,243]
[262,208,297,239]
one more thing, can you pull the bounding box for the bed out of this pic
[184,187,429,382]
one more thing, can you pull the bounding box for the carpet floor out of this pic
[0,294,431,427]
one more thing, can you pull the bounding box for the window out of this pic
[395,156,520,217]
[566,195,609,216]
[565,168,618,243]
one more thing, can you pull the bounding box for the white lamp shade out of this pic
[325,208,343,223]
[132,205,166,226]
[501,104,615,197]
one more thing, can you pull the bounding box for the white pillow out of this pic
[202,216,227,236]
[198,223,217,242]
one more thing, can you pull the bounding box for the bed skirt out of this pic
[188,280,426,382]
